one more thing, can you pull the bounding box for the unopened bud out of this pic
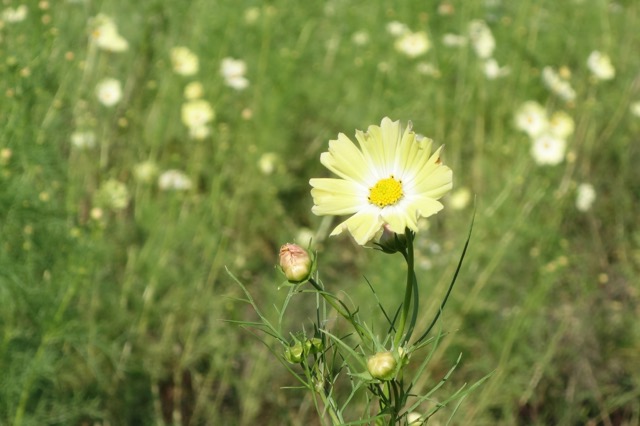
[285,340,304,364]
[375,225,407,254]
[305,337,323,354]
[279,243,312,283]
[367,351,397,381]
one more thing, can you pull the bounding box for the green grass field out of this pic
[1,0,639,424]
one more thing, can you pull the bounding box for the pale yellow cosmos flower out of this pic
[309,118,453,245]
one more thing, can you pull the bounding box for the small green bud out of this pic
[279,243,312,283]
[367,351,397,381]
[306,337,323,354]
[285,340,304,364]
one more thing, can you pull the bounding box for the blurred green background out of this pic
[1,0,639,424]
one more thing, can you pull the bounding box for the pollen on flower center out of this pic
[368,176,403,207]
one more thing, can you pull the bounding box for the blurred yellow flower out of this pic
[171,46,199,76]
[96,179,129,210]
[310,118,452,245]
[448,187,471,210]
[133,161,159,183]
[183,81,204,100]
[2,5,28,23]
[181,99,214,128]
[549,111,575,140]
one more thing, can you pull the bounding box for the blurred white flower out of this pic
[133,161,159,183]
[70,130,96,149]
[548,111,575,140]
[183,81,204,100]
[258,152,280,175]
[225,75,250,90]
[531,134,566,166]
[515,101,549,138]
[468,20,495,59]
[631,101,640,117]
[89,14,129,52]
[2,5,28,23]
[181,99,214,128]
[394,31,431,58]
[220,57,249,90]
[171,47,199,76]
[587,51,615,80]
[416,62,440,77]
[576,183,596,212]
[386,21,409,37]
[483,58,510,79]
[448,187,472,210]
[351,30,370,46]
[96,78,123,107]
[542,66,576,102]
[442,33,467,47]
[158,170,192,191]
[96,179,129,210]
[188,124,211,140]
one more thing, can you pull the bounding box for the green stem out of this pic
[394,230,415,348]
[317,384,342,425]
[308,278,368,339]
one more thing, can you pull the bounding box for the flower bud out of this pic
[305,337,323,354]
[367,351,397,381]
[374,225,407,254]
[285,340,304,364]
[279,243,312,283]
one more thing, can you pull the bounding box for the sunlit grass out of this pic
[1,0,639,424]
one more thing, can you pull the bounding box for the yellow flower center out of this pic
[368,176,403,207]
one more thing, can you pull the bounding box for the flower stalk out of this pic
[394,229,415,348]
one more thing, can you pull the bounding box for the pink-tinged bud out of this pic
[279,243,312,283]
[367,351,397,381]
